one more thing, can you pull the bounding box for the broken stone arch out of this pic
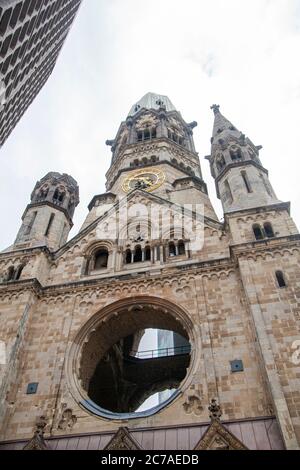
[66,296,198,419]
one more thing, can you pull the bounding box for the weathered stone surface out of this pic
[0,97,299,450]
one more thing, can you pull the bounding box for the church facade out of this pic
[0,93,299,450]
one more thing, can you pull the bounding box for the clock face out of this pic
[122,167,165,193]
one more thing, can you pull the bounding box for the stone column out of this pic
[158,110,168,139]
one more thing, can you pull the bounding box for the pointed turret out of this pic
[211,104,238,138]
[207,105,279,214]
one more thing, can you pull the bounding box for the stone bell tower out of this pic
[82,92,218,231]
[0,94,299,451]
[14,172,79,251]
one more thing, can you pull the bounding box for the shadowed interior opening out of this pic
[79,304,191,414]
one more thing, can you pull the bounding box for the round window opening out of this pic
[77,302,192,419]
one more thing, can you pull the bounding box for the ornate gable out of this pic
[194,419,247,450]
[103,427,142,450]
[23,432,49,450]
[194,399,247,450]
[23,416,49,450]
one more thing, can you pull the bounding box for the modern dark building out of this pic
[0,0,82,146]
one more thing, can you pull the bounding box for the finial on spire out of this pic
[211,104,220,115]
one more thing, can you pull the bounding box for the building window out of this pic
[15,265,24,280]
[37,186,48,201]
[45,213,55,237]
[53,189,65,204]
[168,242,176,257]
[137,128,156,142]
[145,245,151,261]
[276,271,286,288]
[224,180,233,205]
[264,222,274,238]
[178,240,185,255]
[94,249,108,270]
[241,171,252,193]
[7,266,15,281]
[253,224,264,240]
[230,148,242,161]
[125,249,132,264]
[134,245,143,263]
[24,211,37,236]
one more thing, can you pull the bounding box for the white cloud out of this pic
[0,0,299,249]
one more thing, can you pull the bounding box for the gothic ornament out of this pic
[103,427,142,450]
[183,385,203,416]
[194,419,248,450]
[23,416,49,451]
[58,406,77,431]
[194,401,247,450]
[208,398,222,421]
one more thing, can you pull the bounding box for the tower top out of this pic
[211,105,239,139]
[31,171,79,219]
[128,92,177,116]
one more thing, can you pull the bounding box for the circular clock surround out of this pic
[122,167,165,193]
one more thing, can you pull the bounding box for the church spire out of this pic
[211,104,240,140]
[207,105,279,214]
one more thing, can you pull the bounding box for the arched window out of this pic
[37,186,48,201]
[264,222,274,238]
[224,180,233,205]
[7,266,15,281]
[241,171,252,193]
[45,213,55,237]
[24,211,37,236]
[230,148,242,161]
[94,249,108,270]
[53,189,65,204]
[134,245,143,263]
[137,128,156,142]
[15,265,24,280]
[178,240,185,255]
[253,224,264,241]
[145,245,151,261]
[276,271,286,288]
[168,242,176,257]
[125,249,132,264]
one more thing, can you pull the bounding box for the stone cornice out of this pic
[172,176,208,194]
[0,415,276,444]
[87,192,116,211]
[0,245,52,261]
[0,278,42,295]
[0,258,234,297]
[230,234,300,259]
[224,201,291,219]
[21,201,74,227]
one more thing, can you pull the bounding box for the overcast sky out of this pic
[0,0,300,250]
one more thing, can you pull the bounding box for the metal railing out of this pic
[130,345,191,360]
